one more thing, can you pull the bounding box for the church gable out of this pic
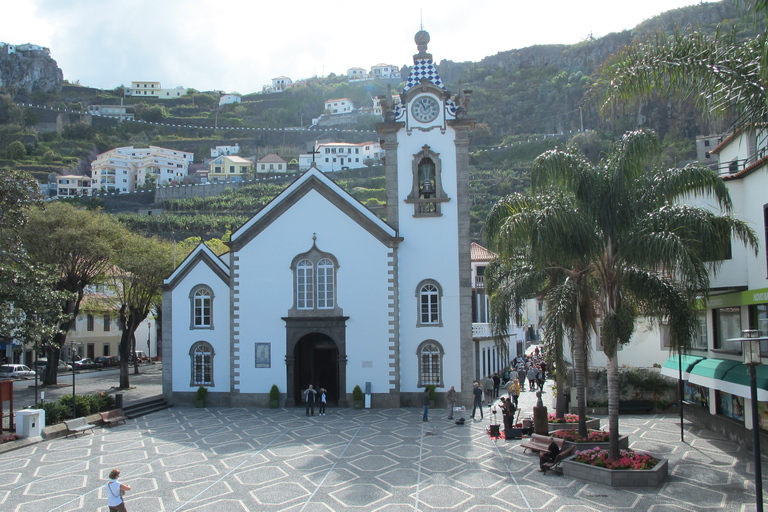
[229,168,399,251]
[164,243,229,291]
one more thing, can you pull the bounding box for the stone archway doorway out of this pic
[293,333,340,405]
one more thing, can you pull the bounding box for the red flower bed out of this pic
[572,447,658,470]
[552,429,610,443]
[0,434,20,444]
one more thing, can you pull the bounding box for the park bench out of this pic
[541,445,576,474]
[100,409,127,427]
[520,433,565,454]
[64,417,96,438]
[619,400,654,414]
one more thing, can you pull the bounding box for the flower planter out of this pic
[562,434,629,452]
[548,418,600,432]
[562,456,668,488]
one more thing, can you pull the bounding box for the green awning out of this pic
[721,364,768,401]
[688,358,741,389]
[660,355,706,380]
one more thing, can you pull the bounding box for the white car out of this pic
[0,364,36,378]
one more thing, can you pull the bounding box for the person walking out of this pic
[471,382,483,420]
[484,375,495,402]
[106,468,131,512]
[527,367,537,391]
[319,388,327,416]
[517,366,527,392]
[492,372,501,399]
[446,385,457,419]
[304,384,317,416]
[422,388,431,422]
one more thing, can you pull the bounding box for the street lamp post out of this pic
[742,329,763,512]
[71,341,76,420]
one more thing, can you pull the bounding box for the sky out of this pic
[2,0,707,94]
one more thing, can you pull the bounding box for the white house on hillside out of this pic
[219,94,242,107]
[56,175,93,197]
[91,146,193,193]
[211,144,240,158]
[125,82,188,99]
[256,154,287,173]
[299,141,383,172]
[325,98,355,115]
[370,63,399,78]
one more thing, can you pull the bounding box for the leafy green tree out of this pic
[110,233,174,387]
[484,129,757,458]
[0,170,69,351]
[21,203,127,385]
[6,140,26,160]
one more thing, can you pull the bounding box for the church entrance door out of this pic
[294,333,340,405]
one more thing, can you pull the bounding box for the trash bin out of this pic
[16,409,45,437]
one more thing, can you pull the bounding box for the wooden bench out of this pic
[520,433,565,454]
[619,400,654,414]
[64,417,96,437]
[541,445,575,474]
[99,409,127,427]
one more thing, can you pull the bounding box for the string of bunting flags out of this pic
[15,102,378,135]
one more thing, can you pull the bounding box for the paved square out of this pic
[0,406,763,511]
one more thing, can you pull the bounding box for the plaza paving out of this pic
[1,373,765,511]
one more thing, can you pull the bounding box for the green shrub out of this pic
[425,385,437,400]
[269,384,280,400]
[40,402,69,426]
[352,385,364,402]
[196,386,208,401]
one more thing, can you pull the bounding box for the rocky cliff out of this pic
[0,49,63,93]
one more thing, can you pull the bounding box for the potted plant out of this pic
[352,385,364,409]
[269,384,280,409]
[195,386,208,408]
[426,384,437,409]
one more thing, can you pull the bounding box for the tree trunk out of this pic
[555,364,567,418]
[573,327,588,439]
[131,332,140,375]
[607,353,621,459]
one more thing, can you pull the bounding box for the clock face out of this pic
[411,96,440,123]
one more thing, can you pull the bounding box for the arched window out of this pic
[297,259,314,309]
[291,243,340,315]
[190,286,214,329]
[317,258,335,309]
[405,145,448,216]
[190,341,214,386]
[417,340,444,387]
[416,279,442,326]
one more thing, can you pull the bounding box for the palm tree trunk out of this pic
[607,353,621,459]
[573,327,588,438]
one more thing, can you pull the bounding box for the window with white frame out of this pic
[417,279,442,326]
[317,258,335,309]
[190,341,214,386]
[191,286,213,328]
[291,246,340,314]
[417,340,443,387]
[297,259,314,309]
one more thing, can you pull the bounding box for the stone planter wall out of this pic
[562,435,629,452]
[562,457,668,488]
[548,418,600,432]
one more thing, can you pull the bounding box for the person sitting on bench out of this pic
[539,440,561,471]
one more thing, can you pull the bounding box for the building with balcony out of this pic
[56,175,92,197]
[325,98,355,115]
[91,146,194,193]
[208,155,253,182]
[125,82,188,99]
[298,141,382,172]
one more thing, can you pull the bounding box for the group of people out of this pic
[303,384,328,416]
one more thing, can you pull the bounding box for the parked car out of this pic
[95,356,120,367]
[34,358,73,372]
[0,364,36,378]
[129,351,150,363]
[74,358,102,370]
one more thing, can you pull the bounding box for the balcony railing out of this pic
[472,323,492,337]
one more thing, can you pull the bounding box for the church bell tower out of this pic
[377,30,475,401]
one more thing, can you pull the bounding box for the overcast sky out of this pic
[3,0,706,94]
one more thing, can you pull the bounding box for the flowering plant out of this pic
[0,434,20,444]
[552,429,610,442]
[572,447,659,470]
[547,413,589,423]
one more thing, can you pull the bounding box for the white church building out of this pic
[162,30,476,408]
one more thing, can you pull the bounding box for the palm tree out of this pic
[486,129,757,458]
[592,22,766,133]
[484,181,599,438]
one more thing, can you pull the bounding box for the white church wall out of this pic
[232,188,394,396]
[169,259,231,394]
